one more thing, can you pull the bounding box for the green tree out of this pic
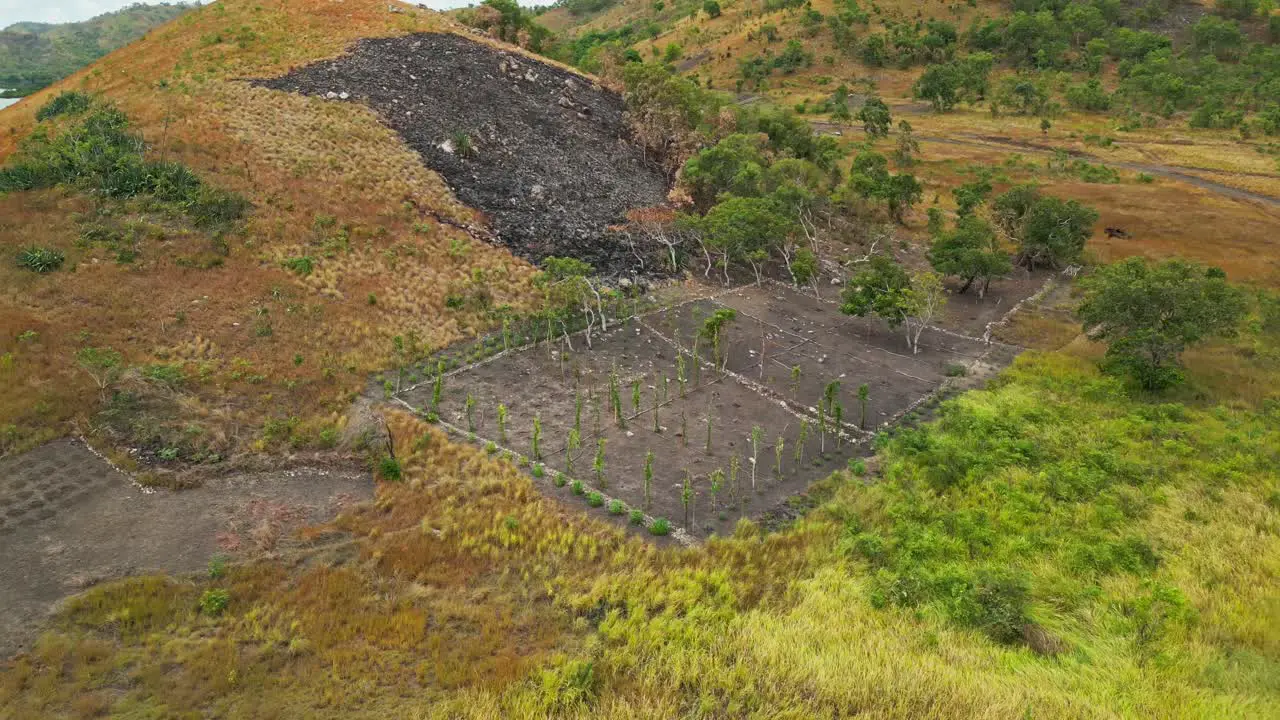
[1079,258,1247,389]
[856,96,892,138]
[842,257,945,353]
[1191,16,1245,59]
[913,63,961,111]
[681,134,768,211]
[703,0,722,17]
[845,151,923,224]
[692,195,796,284]
[1017,196,1098,268]
[928,216,1011,297]
[952,175,992,217]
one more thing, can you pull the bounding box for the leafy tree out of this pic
[928,216,1011,297]
[693,195,797,284]
[1191,16,1245,60]
[1216,0,1259,21]
[952,175,992,217]
[703,0,722,17]
[829,84,853,122]
[856,96,892,138]
[681,133,768,211]
[913,63,962,111]
[991,184,1042,236]
[842,255,912,328]
[893,120,919,167]
[841,257,946,353]
[1017,196,1097,268]
[1079,258,1247,389]
[845,151,922,224]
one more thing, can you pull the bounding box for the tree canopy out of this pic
[1078,258,1247,389]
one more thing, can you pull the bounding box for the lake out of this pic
[0,97,21,111]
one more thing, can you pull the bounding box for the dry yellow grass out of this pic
[0,0,559,455]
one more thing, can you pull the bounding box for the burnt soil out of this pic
[255,33,670,274]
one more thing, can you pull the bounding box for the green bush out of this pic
[553,472,567,488]
[571,479,585,495]
[35,91,93,121]
[199,588,230,616]
[649,517,671,535]
[587,491,605,507]
[15,246,65,273]
[629,509,644,524]
[377,456,403,482]
[608,499,625,515]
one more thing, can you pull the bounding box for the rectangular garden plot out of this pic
[396,285,993,541]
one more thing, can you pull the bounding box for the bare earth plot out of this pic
[0,440,371,657]
[397,284,1022,541]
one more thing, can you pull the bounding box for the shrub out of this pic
[35,91,93,121]
[532,463,545,478]
[649,517,672,535]
[377,456,403,482]
[587,491,605,507]
[951,569,1031,643]
[207,555,228,580]
[571,479,585,495]
[608,499,625,515]
[553,472,567,488]
[282,255,315,276]
[15,246,65,273]
[199,588,230,615]
[629,509,644,524]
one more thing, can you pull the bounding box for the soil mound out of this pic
[255,33,669,275]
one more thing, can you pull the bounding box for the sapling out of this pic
[643,449,654,510]
[594,438,607,488]
[465,393,476,432]
[796,419,810,467]
[709,468,724,511]
[791,365,802,399]
[566,427,581,474]
[691,336,702,386]
[531,413,542,461]
[680,409,688,447]
[676,354,687,397]
[750,425,763,491]
[574,390,583,434]
[822,381,841,454]
[502,318,511,351]
[592,391,602,436]
[833,401,844,448]
[858,383,870,429]
[432,360,445,408]
[705,410,714,456]
[816,393,828,454]
[662,375,670,402]
[729,455,741,500]
[681,470,693,527]
[496,403,508,444]
[632,379,642,417]
[652,383,660,432]
[774,436,785,477]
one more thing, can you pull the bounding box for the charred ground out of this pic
[256,32,669,276]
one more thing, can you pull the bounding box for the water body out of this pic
[0,97,21,110]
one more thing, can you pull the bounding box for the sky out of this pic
[0,0,491,30]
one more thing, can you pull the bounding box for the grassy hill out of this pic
[0,3,195,96]
[0,0,549,463]
[0,0,1278,717]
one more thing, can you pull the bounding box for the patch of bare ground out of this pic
[396,281,1031,540]
[0,438,372,658]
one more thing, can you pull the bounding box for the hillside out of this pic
[1,0,1279,717]
[0,3,194,96]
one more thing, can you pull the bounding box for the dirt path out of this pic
[807,120,1280,207]
[0,439,372,658]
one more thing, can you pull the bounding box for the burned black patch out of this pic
[254,33,669,276]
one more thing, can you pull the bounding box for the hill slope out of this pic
[0,0,575,460]
[0,3,194,96]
